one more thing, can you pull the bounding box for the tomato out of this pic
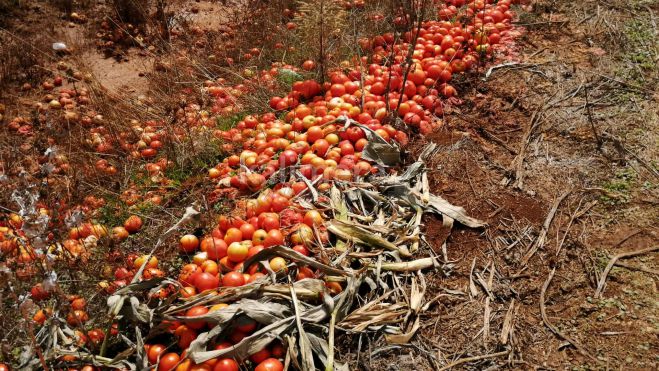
[269,257,288,273]
[259,213,280,231]
[227,242,249,263]
[222,271,245,287]
[201,237,228,260]
[179,264,201,286]
[338,141,355,156]
[270,341,286,358]
[158,352,180,371]
[123,215,143,233]
[71,297,86,310]
[311,139,330,156]
[249,348,271,363]
[292,244,310,256]
[296,266,316,281]
[238,223,255,240]
[306,126,323,143]
[278,149,298,167]
[66,310,89,327]
[213,359,239,371]
[176,325,197,349]
[147,344,167,364]
[235,316,257,333]
[134,255,158,269]
[185,306,209,330]
[326,281,343,295]
[223,228,242,245]
[194,272,219,292]
[180,234,200,253]
[111,226,129,241]
[255,358,284,371]
[303,210,323,226]
[180,286,196,298]
[201,260,219,275]
[290,224,313,245]
[252,229,268,245]
[189,364,212,371]
[263,229,284,247]
[247,272,266,283]
[270,195,290,213]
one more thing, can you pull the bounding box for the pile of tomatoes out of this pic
[0,1,522,370]
[137,1,520,370]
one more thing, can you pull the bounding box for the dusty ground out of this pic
[0,0,657,369]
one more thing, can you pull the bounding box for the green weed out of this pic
[600,167,636,204]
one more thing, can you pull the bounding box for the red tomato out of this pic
[124,215,143,233]
[179,264,201,286]
[201,237,228,260]
[213,359,239,371]
[180,234,200,253]
[223,228,243,245]
[222,271,245,287]
[255,358,284,371]
[157,352,180,371]
[249,348,271,364]
[263,229,284,247]
[194,272,219,292]
[185,306,209,330]
[147,344,166,364]
[239,223,255,240]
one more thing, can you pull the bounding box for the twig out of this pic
[508,108,545,189]
[584,80,603,149]
[500,299,516,345]
[556,199,597,257]
[594,246,659,298]
[477,128,518,155]
[482,263,494,345]
[438,350,509,370]
[614,261,659,276]
[521,190,571,266]
[540,268,598,361]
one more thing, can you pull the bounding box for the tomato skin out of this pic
[201,237,228,260]
[213,358,239,371]
[158,352,181,371]
[222,271,245,287]
[180,234,200,253]
[249,348,271,364]
[124,215,143,233]
[147,344,167,364]
[255,358,284,371]
[185,306,209,330]
[194,272,219,293]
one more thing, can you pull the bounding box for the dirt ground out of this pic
[342,0,658,369]
[0,0,657,369]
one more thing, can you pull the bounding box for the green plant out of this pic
[600,167,636,204]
